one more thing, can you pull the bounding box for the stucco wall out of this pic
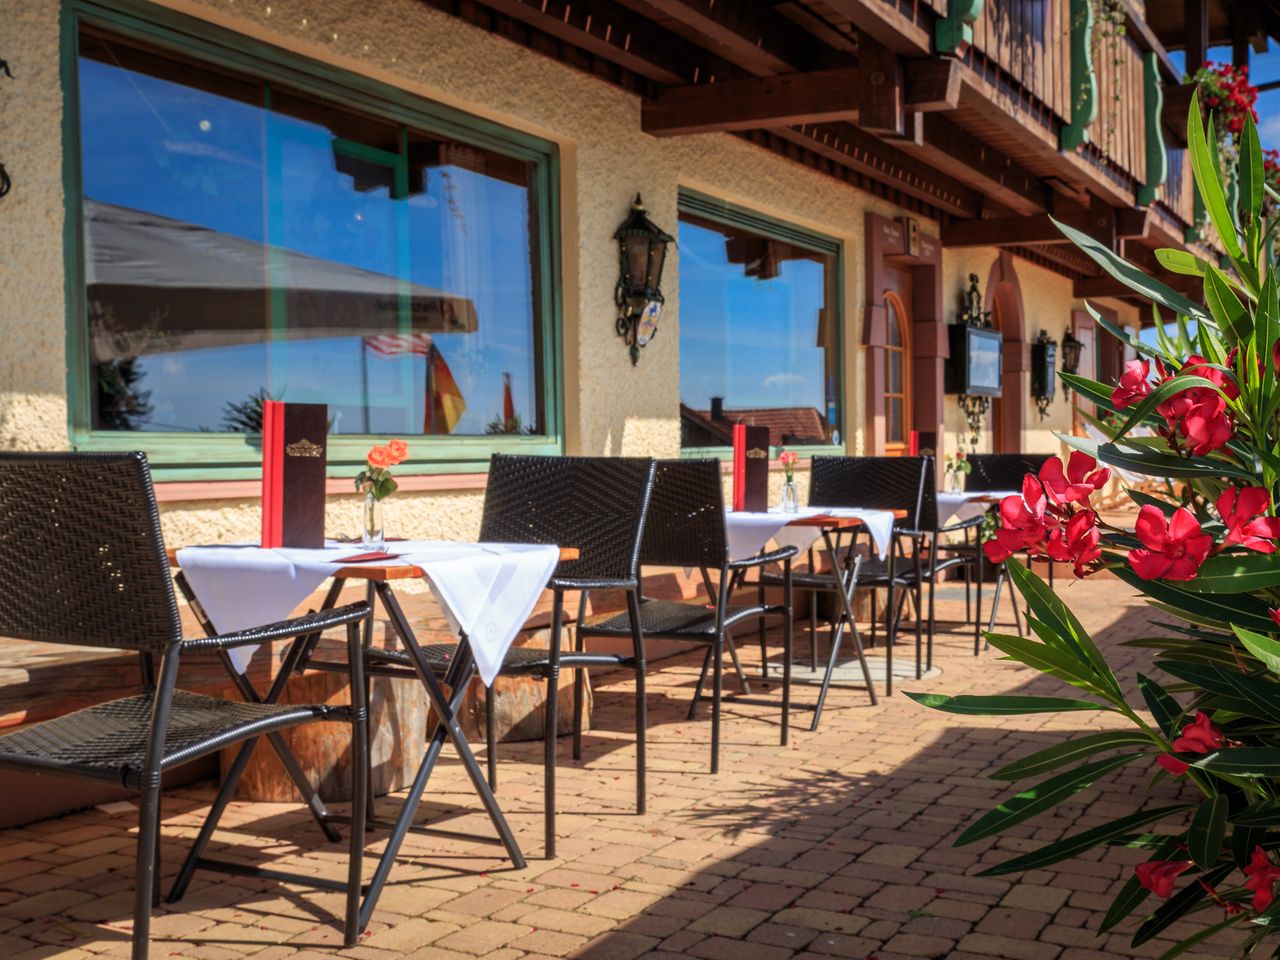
[941,249,1140,459]
[2,0,1140,548]
[2,0,929,545]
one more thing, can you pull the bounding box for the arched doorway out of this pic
[883,290,912,456]
[984,253,1027,453]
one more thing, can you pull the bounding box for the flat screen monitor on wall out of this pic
[945,325,1003,398]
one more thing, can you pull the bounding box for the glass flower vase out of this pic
[781,478,800,513]
[361,491,384,549]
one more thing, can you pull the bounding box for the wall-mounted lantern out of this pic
[614,194,673,365]
[1030,330,1057,420]
[1059,329,1084,397]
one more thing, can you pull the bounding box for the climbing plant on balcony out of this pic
[909,99,1280,956]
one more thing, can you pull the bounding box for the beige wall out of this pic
[2,0,1138,547]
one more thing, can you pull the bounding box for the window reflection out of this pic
[677,210,840,449]
[79,28,543,437]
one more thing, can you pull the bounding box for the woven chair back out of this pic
[639,460,727,569]
[0,451,182,651]
[479,454,657,583]
[809,455,928,531]
[965,453,1053,492]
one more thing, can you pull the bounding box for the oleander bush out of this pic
[909,101,1280,957]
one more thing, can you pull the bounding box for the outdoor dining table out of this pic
[936,488,1019,526]
[166,539,575,932]
[721,506,903,722]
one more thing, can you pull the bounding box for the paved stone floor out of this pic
[0,576,1248,960]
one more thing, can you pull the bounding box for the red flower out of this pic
[1173,711,1226,754]
[1272,338,1280,377]
[367,445,393,469]
[1245,847,1280,912]
[1128,505,1212,581]
[1039,452,1110,506]
[1136,860,1192,899]
[1158,711,1227,776]
[385,438,409,464]
[984,474,1051,564]
[1181,394,1234,456]
[1045,509,1102,576]
[1112,358,1153,410]
[1218,487,1280,553]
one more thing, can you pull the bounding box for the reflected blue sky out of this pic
[80,43,540,435]
[678,217,835,420]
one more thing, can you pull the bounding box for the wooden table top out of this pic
[167,544,580,583]
[776,509,909,528]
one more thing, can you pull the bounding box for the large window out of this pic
[677,193,841,452]
[66,5,559,475]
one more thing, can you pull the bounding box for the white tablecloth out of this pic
[725,507,897,562]
[176,540,560,686]
[936,490,1019,526]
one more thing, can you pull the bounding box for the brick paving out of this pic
[0,576,1248,960]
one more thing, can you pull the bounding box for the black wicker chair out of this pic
[775,456,928,708]
[963,452,1055,637]
[375,454,658,859]
[0,452,372,959]
[580,459,795,774]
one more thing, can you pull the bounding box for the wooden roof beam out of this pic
[477,0,737,85]
[943,207,1151,248]
[642,68,861,136]
[775,122,982,217]
[618,0,852,75]
[820,0,932,55]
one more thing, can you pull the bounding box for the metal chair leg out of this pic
[626,590,647,815]
[486,688,498,790]
[808,591,818,670]
[133,652,179,960]
[711,637,723,775]
[781,560,792,746]
[543,595,564,859]
[344,620,369,947]
[689,647,712,720]
[757,583,768,678]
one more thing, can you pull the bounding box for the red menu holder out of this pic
[261,400,328,548]
[731,423,770,513]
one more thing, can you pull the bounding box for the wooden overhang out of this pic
[417,0,1274,291]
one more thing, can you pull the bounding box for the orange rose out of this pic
[367,446,393,469]
[386,438,408,464]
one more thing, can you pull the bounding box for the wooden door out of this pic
[883,267,914,456]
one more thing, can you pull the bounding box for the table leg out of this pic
[810,530,876,730]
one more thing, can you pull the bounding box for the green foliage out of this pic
[906,100,1280,955]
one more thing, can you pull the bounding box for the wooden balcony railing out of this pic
[954,0,1192,227]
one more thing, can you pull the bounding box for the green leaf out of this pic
[1229,801,1280,827]
[1187,794,1228,869]
[1157,660,1280,724]
[1155,247,1214,278]
[1241,113,1264,222]
[903,692,1113,715]
[1004,561,1120,697]
[978,804,1192,877]
[992,731,1155,780]
[1111,565,1279,634]
[1234,626,1280,676]
[1192,748,1280,776]
[1053,216,1208,321]
[1060,434,1256,482]
[955,754,1142,846]
[985,632,1115,700]
[1204,266,1252,345]
[1188,96,1244,263]
[1139,672,1184,738]
[1181,553,1280,594]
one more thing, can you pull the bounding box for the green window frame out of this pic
[60,0,563,481]
[676,188,845,462]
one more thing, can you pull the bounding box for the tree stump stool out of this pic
[222,607,591,802]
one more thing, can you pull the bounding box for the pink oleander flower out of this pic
[1128,505,1212,581]
[1112,358,1153,410]
[1038,452,1110,506]
[1245,847,1280,912]
[1045,509,1102,577]
[1136,860,1192,899]
[984,474,1052,564]
[1157,711,1226,776]
[1218,487,1280,553]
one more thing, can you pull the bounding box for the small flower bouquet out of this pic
[778,450,799,513]
[355,439,408,501]
[355,439,407,547]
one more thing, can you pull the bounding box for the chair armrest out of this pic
[728,545,799,570]
[550,576,639,591]
[181,602,372,652]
